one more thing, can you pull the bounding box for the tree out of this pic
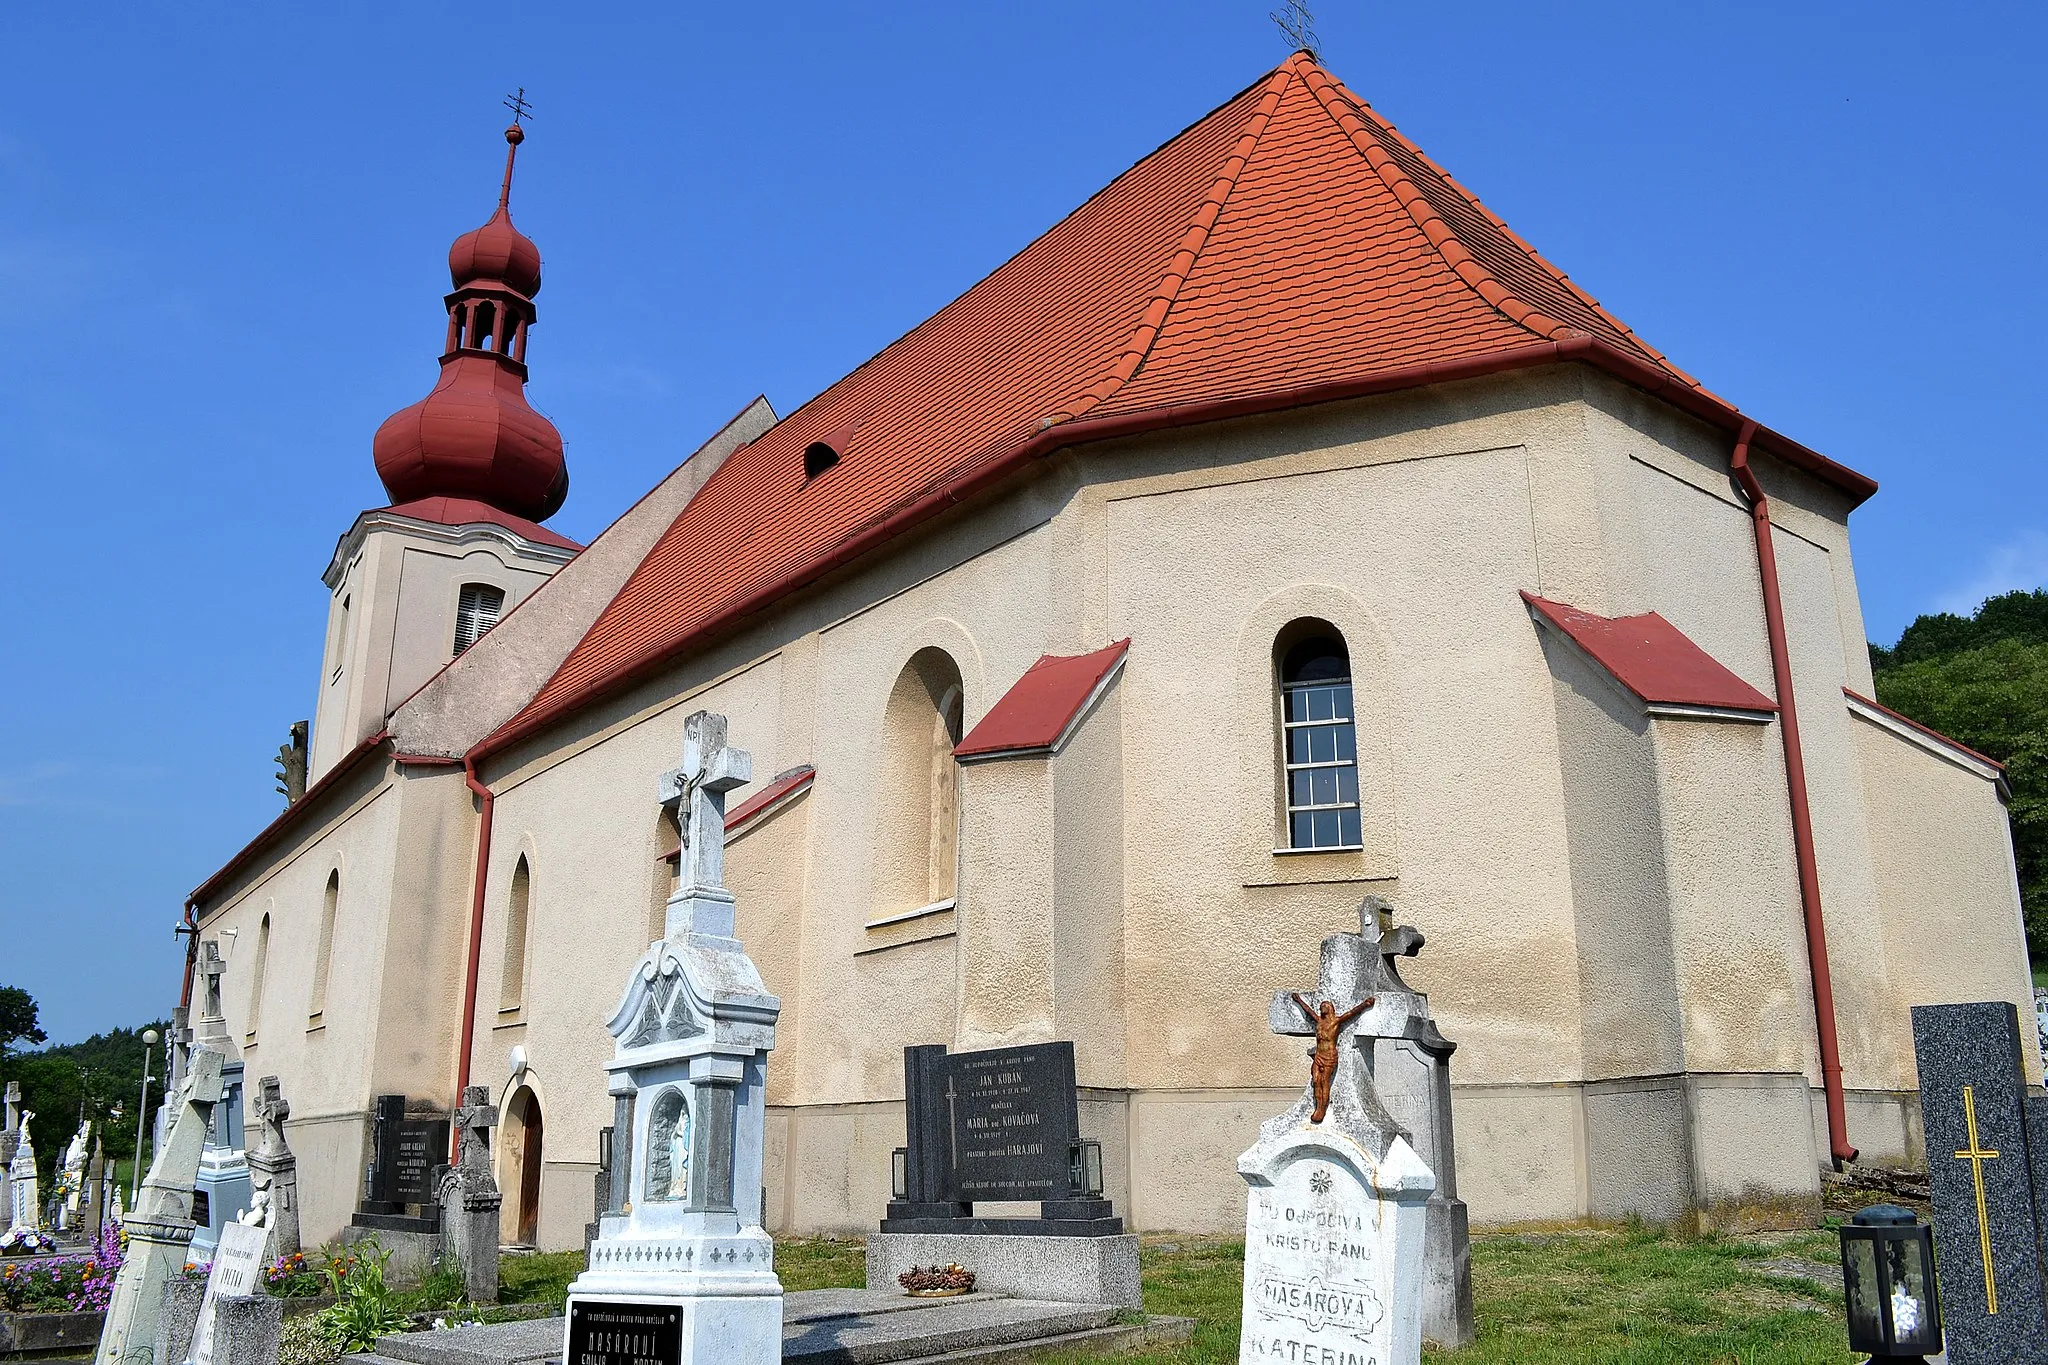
[0,986,47,1058]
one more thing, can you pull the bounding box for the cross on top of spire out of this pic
[503,87,533,126]
[1270,0,1321,58]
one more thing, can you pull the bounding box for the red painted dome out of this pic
[448,127,541,296]
[373,355,567,520]
[371,123,567,523]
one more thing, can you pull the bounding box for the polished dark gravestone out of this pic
[350,1094,447,1235]
[1911,1001,2048,1364]
[884,1042,1120,1235]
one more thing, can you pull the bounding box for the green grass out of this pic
[1030,1229,1855,1365]
[497,1249,586,1307]
[403,1228,1858,1363]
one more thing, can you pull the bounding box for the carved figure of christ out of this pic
[1291,993,1373,1124]
[661,711,754,897]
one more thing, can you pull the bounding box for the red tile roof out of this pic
[1522,593,1776,714]
[955,641,1130,760]
[386,496,583,551]
[475,53,1873,763]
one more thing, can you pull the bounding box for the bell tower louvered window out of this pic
[454,583,507,656]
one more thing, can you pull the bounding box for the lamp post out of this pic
[131,1028,159,1204]
[1838,1203,1942,1362]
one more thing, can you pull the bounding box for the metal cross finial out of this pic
[503,87,533,126]
[1270,0,1321,58]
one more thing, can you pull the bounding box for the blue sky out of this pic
[2,3,2042,1043]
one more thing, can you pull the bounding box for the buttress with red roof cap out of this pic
[373,122,568,525]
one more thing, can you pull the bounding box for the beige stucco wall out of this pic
[197,364,2034,1247]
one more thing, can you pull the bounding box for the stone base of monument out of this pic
[355,1287,1194,1365]
[567,1226,784,1363]
[865,1231,1142,1310]
[0,1308,104,1355]
[340,1223,445,1282]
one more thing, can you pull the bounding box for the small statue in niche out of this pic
[643,1088,691,1203]
[1290,992,1374,1124]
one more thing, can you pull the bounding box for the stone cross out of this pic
[658,710,753,897]
[254,1077,290,1159]
[94,1047,225,1365]
[454,1085,498,1173]
[199,941,225,1021]
[3,1081,17,1133]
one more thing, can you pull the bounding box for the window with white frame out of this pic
[454,583,506,655]
[1280,633,1361,849]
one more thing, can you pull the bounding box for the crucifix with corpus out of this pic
[657,710,754,942]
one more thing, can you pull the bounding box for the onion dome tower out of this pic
[311,112,581,784]
[372,120,568,522]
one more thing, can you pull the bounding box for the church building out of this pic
[186,52,2030,1250]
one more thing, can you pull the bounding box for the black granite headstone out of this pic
[1911,1001,2048,1363]
[882,1041,1120,1236]
[567,1299,681,1363]
[388,1119,450,1205]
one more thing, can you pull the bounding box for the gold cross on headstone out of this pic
[1954,1083,2002,1313]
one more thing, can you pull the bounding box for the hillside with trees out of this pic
[1870,588,2048,965]
[0,987,171,1185]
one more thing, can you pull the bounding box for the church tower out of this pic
[310,118,581,781]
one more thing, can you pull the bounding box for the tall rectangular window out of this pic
[1281,634,1362,849]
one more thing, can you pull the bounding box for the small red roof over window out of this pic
[1521,592,1775,714]
[956,641,1130,760]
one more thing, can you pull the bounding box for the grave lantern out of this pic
[1070,1140,1103,1198]
[891,1147,908,1201]
[1838,1203,1941,1362]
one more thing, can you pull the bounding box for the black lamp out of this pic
[1838,1203,1942,1363]
[891,1147,908,1202]
[1070,1140,1104,1198]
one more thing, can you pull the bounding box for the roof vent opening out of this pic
[803,440,842,480]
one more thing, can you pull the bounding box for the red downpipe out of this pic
[455,757,496,1144]
[1730,420,1857,1166]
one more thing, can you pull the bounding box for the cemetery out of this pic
[8,7,2048,1365]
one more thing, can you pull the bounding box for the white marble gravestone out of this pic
[189,941,250,1257]
[188,1219,268,1365]
[1240,915,1434,1365]
[564,711,784,1364]
[8,1111,39,1232]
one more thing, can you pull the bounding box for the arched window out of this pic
[1278,627,1361,850]
[309,870,339,1023]
[500,855,532,1012]
[803,440,841,479]
[877,649,965,913]
[454,583,506,656]
[245,912,271,1044]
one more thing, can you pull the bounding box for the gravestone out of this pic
[588,1123,615,1254]
[0,1081,17,1225]
[565,711,785,1363]
[59,1120,90,1232]
[245,1076,299,1262]
[187,1218,268,1365]
[190,942,250,1257]
[1240,909,1435,1365]
[95,1046,226,1365]
[436,1084,502,1303]
[352,1093,447,1235]
[1272,896,1473,1348]
[82,1137,106,1240]
[8,1110,38,1232]
[871,1040,1137,1307]
[1911,1001,2048,1364]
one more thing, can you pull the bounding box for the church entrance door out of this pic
[501,1086,544,1246]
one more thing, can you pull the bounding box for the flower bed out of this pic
[0,1224,120,1355]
